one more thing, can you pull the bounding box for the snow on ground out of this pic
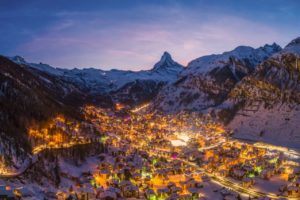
[154,84,216,113]
[253,176,287,195]
[201,181,249,200]
[228,104,300,149]
[59,156,99,177]
[0,175,57,199]
[200,181,224,199]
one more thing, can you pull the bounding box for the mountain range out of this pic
[1,36,300,169]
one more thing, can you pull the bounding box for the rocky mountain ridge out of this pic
[151,43,282,113]
[224,39,300,147]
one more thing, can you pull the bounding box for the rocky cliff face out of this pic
[152,43,281,113]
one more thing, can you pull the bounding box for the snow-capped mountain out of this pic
[11,55,66,76]
[184,43,282,76]
[10,52,183,105]
[223,38,300,148]
[152,51,183,73]
[108,52,183,105]
[152,43,281,113]
[281,37,300,55]
[10,52,183,92]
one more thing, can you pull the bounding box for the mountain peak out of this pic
[152,51,183,72]
[157,51,174,66]
[230,43,281,56]
[232,45,254,52]
[10,55,27,64]
[161,51,172,59]
[285,37,300,48]
[186,43,281,76]
[262,43,282,52]
[282,37,300,55]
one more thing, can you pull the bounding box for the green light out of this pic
[269,157,278,164]
[90,179,99,188]
[142,171,152,178]
[248,172,255,178]
[149,194,157,200]
[152,158,158,165]
[254,166,263,174]
[90,179,95,185]
[100,136,108,143]
[113,174,120,180]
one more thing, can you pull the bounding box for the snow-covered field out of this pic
[229,104,300,149]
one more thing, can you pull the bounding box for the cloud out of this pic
[14,5,290,70]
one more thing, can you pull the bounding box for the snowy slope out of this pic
[226,37,300,148]
[228,105,300,148]
[10,56,65,76]
[183,43,281,76]
[152,43,281,113]
[281,37,300,55]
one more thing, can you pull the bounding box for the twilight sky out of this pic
[1,0,300,70]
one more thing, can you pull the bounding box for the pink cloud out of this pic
[16,13,285,70]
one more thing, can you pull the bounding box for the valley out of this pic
[1,36,300,199]
[1,104,300,199]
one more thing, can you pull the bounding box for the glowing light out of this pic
[100,136,108,143]
[152,158,158,165]
[131,103,150,113]
[171,152,178,159]
[176,132,190,142]
[149,194,157,200]
[115,103,125,111]
[170,139,187,147]
[269,157,278,164]
[142,171,152,178]
[248,172,255,178]
[170,132,191,146]
[254,166,263,174]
